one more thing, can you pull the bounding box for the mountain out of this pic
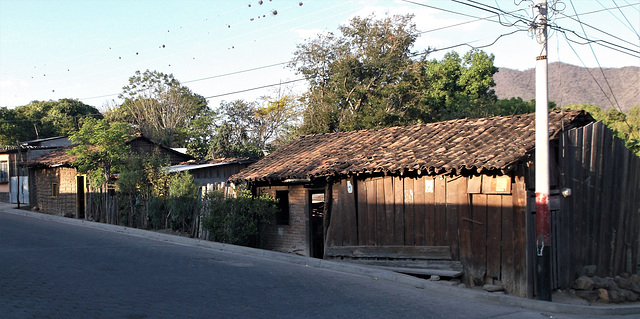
[493,62,639,112]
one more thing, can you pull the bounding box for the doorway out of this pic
[309,191,325,259]
[76,175,85,219]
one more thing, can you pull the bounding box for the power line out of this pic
[567,0,628,120]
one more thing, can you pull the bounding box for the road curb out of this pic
[2,204,639,316]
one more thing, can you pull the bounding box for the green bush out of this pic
[166,171,201,234]
[202,188,277,248]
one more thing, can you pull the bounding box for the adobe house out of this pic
[230,109,640,298]
[27,135,192,219]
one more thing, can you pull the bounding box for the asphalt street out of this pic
[1,207,638,318]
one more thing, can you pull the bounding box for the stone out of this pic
[597,288,610,303]
[572,276,594,290]
[630,274,640,286]
[615,276,633,290]
[608,289,622,303]
[429,275,441,281]
[580,265,597,277]
[630,282,640,294]
[575,290,599,302]
[603,277,619,290]
[620,290,638,302]
[592,276,606,289]
[483,284,504,292]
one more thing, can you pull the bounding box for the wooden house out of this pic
[230,109,640,298]
[27,135,192,219]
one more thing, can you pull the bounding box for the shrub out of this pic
[202,187,277,248]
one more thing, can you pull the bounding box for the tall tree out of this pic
[0,99,100,144]
[111,70,216,151]
[210,96,300,159]
[291,14,426,133]
[290,14,500,134]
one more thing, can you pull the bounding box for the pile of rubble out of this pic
[571,265,640,303]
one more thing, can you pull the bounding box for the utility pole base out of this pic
[536,248,552,301]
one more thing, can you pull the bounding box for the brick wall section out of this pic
[259,185,309,256]
[32,167,78,217]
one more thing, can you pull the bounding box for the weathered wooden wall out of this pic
[557,121,640,288]
[325,173,530,297]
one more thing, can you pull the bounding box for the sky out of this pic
[1,0,638,111]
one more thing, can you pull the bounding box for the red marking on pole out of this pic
[536,192,551,245]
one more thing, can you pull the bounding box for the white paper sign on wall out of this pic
[425,179,434,193]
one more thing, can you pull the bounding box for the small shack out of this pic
[167,158,256,197]
[28,135,192,219]
[230,109,640,298]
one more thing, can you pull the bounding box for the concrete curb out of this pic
[2,204,639,316]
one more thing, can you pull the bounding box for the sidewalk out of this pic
[1,202,639,316]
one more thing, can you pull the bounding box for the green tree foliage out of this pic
[291,14,425,133]
[290,14,501,134]
[0,99,100,144]
[201,187,278,247]
[68,118,132,188]
[210,96,299,158]
[116,153,172,229]
[166,171,200,235]
[563,104,640,155]
[109,70,216,153]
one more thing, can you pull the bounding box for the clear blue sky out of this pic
[1,0,638,110]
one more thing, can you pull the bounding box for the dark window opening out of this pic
[51,183,59,198]
[276,190,289,225]
[0,161,8,183]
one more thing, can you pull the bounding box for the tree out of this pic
[111,70,216,151]
[564,104,640,155]
[210,96,300,158]
[0,99,100,144]
[290,14,501,134]
[291,14,426,133]
[68,118,131,189]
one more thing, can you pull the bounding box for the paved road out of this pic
[0,210,636,319]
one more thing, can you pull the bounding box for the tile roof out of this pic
[27,146,77,167]
[230,110,594,183]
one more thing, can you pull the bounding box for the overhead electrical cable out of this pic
[567,0,631,131]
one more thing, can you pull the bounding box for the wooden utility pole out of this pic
[534,0,552,301]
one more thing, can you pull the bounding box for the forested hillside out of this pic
[494,62,639,111]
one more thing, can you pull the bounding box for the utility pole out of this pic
[534,0,552,301]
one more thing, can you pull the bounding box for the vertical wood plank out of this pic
[357,179,368,246]
[366,178,377,246]
[512,173,529,297]
[393,176,405,245]
[446,176,464,261]
[612,138,629,275]
[375,178,387,246]
[424,177,436,246]
[344,177,358,246]
[460,191,476,287]
[384,177,395,246]
[471,193,489,281]
[499,193,514,293]
[434,176,447,246]
[404,177,415,245]
[414,176,426,245]
[487,195,502,284]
